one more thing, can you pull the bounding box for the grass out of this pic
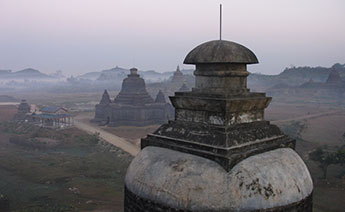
[0,121,132,212]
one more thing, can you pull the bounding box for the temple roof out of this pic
[114,67,154,105]
[17,99,30,113]
[155,90,166,103]
[174,66,183,76]
[32,113,72,119]
[100,90,111,104]
[184,40,258,64]
[40,106,67,113]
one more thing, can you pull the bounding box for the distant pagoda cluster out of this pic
[93,68,173,126]
[124,39,313,211]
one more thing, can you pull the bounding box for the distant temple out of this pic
[13,99,31,120]
[14,101,73,129]
[124,40,313,211]
[31,106,73,128]
[93,68,173,126]
[171,65,184,84]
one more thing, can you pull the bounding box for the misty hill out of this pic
[77,66,194,83]
[76,72,101,80]
[279,66,329,81]
[97,66,128,81]
[0,70,12,74]
[248,63,345,91]
[0,68,52,79]
[0,95,19,102]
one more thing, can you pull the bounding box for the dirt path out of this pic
[73,108,343,156]
[74,115,139,156]
[271,109,344,125]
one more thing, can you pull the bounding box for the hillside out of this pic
[248,63,345,91]
[0,95,19,103]
[77,66,194,83]
[0,68,52,79]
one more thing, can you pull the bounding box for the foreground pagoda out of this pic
[93,68,173,126]
[124,40,313,211]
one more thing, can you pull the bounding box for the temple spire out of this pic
[100,90,111,104]
[220,4,222,40]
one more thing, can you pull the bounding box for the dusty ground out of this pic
[102,125,160,147]
[0,105,17,121]
[265,102,331,121]
[74,114,140,156]
[301,112,345,146]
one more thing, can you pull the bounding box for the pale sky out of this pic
[0,0,344,75]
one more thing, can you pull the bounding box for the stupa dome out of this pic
[184,40,258,64]
[126,147,313,211]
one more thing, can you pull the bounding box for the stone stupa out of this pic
[93,68,173,126]
[14,99,31,120]
[171,65,184,84]
[124,40,313,211]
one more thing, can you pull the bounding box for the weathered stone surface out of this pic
[179,83,190,92]
[107,103,173,127]
[125,147,313,212]
[125,186,312,212]
[184,40,258,64]
[142,121,295,171]
[170,92,271,126]
[125,38,313,210]
[0,194,10,212]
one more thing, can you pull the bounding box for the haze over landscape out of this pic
[1,0,345,75]
[1,1,345,212]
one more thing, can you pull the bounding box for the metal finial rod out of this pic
[220,4,222,40]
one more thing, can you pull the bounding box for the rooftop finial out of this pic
[220,4,222,40]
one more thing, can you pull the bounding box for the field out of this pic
[0,118,132,211]
[267,103,345,212]
[0,105,17,121]
[1,91,345,211]
[301,112,345,146]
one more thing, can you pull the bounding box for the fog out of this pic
[0,0,345,75]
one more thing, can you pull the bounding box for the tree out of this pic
[309,146,345,179]
[335,146,345,166]
[309,147,335,179]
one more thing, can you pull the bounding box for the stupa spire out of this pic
[100,90,111,105]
